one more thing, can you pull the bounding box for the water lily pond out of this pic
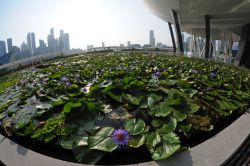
[0,52,250,164]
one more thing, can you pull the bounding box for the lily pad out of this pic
[88,127,118,152]
[129,134,146,148]
[63,102,82,114]
[124,119,145,135]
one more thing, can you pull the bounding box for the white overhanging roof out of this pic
[143,0,250,36]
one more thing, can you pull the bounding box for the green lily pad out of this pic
[150,100,174,117]
[61,138,74,149]
[156,118,177,134]
[63,102,82,114]
[147,132,180,160]
[189,103,200,114]
[122,93,140,106]
[147,93,162,109]
[146,132,161,148]
[124,119,145,135]
[129,134,146,148]
[88,127,118,152]
[73,146,106,164]
[90,137,117,152]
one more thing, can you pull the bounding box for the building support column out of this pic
[236,23,250,68]
[171,10,183,53]
[168,22,176,53]
[205,15,210,59]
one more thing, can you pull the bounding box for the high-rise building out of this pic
[59,30,65,51]
[102,42,105,48]
[21,42,28,52]
[37,40,47,54]
[127,41,131,48]
[47,28,57,53]
[7,38,13,53]
[64,33,70,51]
[31,33,36,54]
[149,30,155,47]
[27,32,36,56]
[39,40,46,48]
[58,30,70,52]
[0,41,6,57]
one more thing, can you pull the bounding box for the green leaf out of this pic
[67,84,80,93]
[76,137,88,146]
[177,122,192,132]
[122,93,140,106]
[124,77,135,84]
[130,80,144,86]
[189,103,200,114]
[104,91,122,102]
[61,138,74,149]
[73,146,106,164]
[151,142,180,160]
[147,93,162,109]
[161,132,180,144]
[172,109,187,122]
[180,88,198,98]
[178,79,193,88]
[88,127,118,152]
[124,119,145,135]
[86,101,96,111]
[151,101,173,117]
[146,132,161,148]
[129,134,146,148]
[166,94,182,106]
[63,102,82,114]
[90,137,117,152]
[156,118,177,134]
[147,132,181,160]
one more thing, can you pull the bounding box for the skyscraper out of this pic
[39,40,46,48]
[0,41,6,57]
[59,30,70,52]
[59,30,65,51]
[47,28,57,52]
[7,38,13,53]
[102,42,105,48]
[127,41,131,48]
[64,33,70,51]
[31,33,36,54]
[27,32,36,56]
[21,42,28,52]
[149,30,155,47]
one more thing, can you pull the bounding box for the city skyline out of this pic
[0,28,168,56]
[0,28,71,60]
[0,0,172,49]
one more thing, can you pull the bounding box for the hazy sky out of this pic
[0,0,172,49]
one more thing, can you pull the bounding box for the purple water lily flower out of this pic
[155,71,161,77]
[61,77,68,82]
[100,69,105,73]
[111,128,129,146]
[65,82,71,87]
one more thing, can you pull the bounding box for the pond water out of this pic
[0,52,250,164]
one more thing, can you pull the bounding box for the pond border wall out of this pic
[0,112,249,166]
